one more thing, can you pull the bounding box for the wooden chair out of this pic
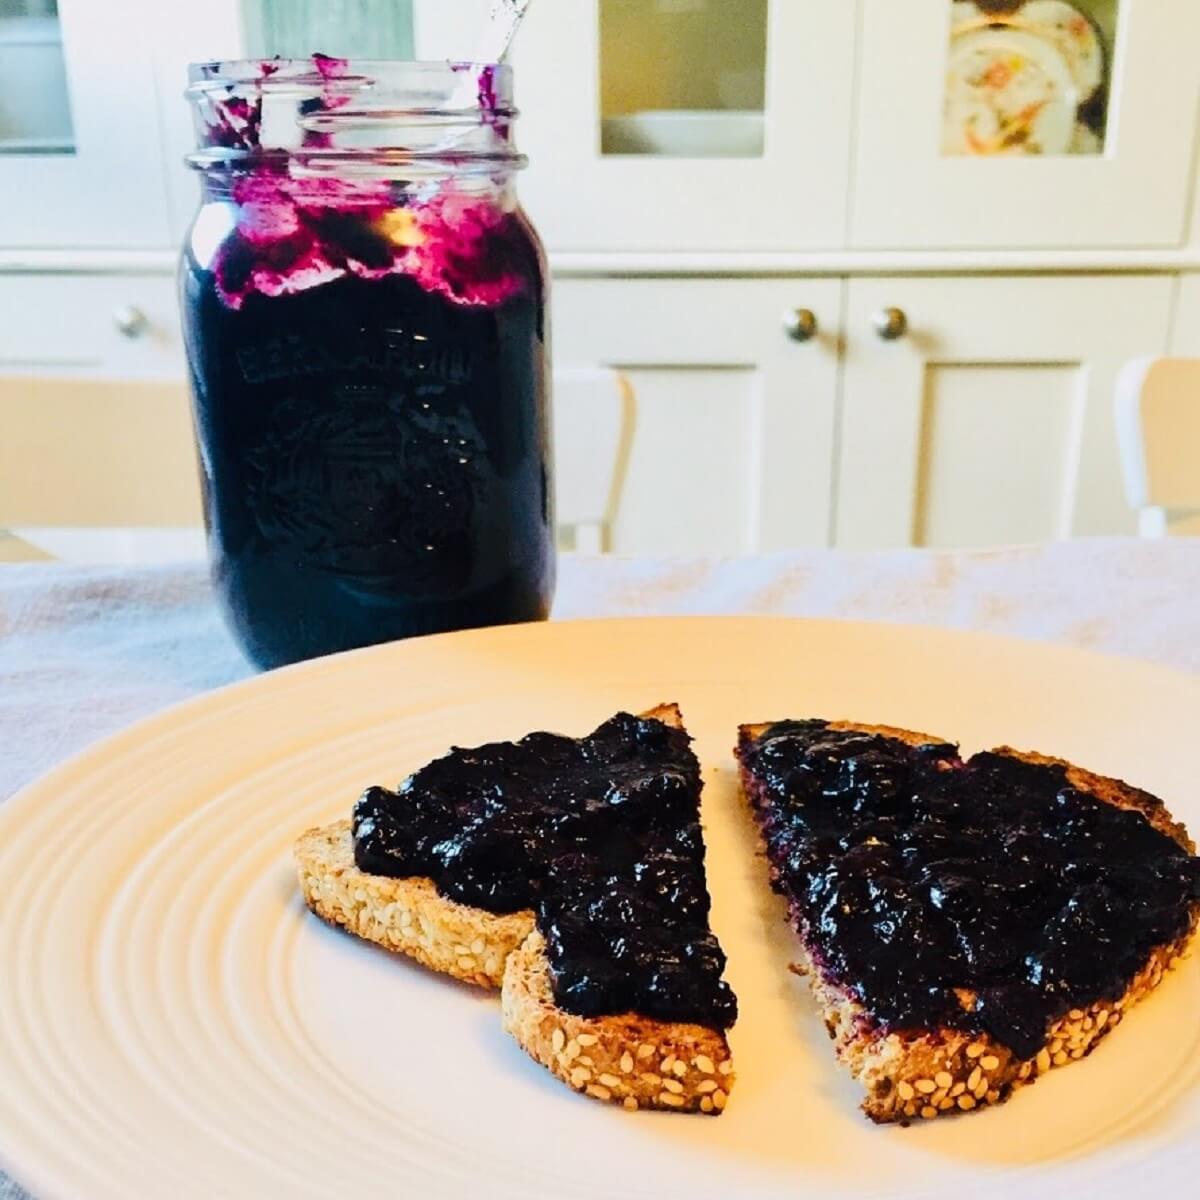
[0,375,204,562]
[551,366,634,553]
[1114,357,1200,537]
[1,368,635,561]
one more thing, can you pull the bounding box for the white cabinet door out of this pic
[0,274,184,379]
[852,1,1200,249]
[0,0,172,248]
[835,275,1173,547]
[505,1,856,252]
[0,0,246,249]
[553,278,843,554]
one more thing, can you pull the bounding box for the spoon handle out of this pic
[482,0,533,63]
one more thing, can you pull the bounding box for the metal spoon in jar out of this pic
[446,0,533,120]
[483,0,534,64]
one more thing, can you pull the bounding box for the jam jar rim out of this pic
[185,58,527,175]
[186,58,515,93]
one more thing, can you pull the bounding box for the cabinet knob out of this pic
[873,307,908,341]
[113,305,149,339]
[783,308,819,342]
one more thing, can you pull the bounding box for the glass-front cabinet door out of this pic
[0,0,172,248]
[501,0,857,252]
[852,0,1200,248]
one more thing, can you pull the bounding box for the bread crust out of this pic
[736,719,1200,1123]
[295,820,535,988]
[502,931,733,1114]
[295,702,734,1113]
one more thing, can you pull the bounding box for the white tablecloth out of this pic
[2,537,1198,808]
[1,536,1198,1198]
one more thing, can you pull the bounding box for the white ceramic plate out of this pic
[2,617,1198,1199]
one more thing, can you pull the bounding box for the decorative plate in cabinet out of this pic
[852,0,1200,249]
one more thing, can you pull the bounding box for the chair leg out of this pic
[574,522,606,554]
[1137,507,1168,538]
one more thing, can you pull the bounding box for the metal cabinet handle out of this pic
[113,305,149,339]
[783,308,819,343]
[873,307,908,341]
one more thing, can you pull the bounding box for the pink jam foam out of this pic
[203,56,528,310]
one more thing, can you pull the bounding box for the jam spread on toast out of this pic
[354,712,737,1030]
[738,721,1200,1059]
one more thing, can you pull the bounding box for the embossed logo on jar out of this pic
[245,384,488,596]
[236,326,475,388]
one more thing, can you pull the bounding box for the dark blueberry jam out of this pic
[353,712,738,1030]
[738,720,1200,1060]
[181,194,553,669]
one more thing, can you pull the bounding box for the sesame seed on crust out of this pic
[501,931,734,1115]
[294,820,534,989]
[794,917,1197,1124]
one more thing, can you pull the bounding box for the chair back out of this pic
[2,369,636,559]
[551,366,633,552]
[1114,357,1200,537]
[0,375,203,560]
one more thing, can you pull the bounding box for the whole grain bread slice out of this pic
[294,704,734,1114]
[736,720,1199,1124]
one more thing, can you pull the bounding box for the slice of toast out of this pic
[295,704,735,1113]
[736,719,1200,1123]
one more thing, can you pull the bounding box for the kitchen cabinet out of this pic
[0,0,246,249]
[3,0,1198,555]
[851,0,1200,249]
[0,0,171,248]
[510,0,1200,254]
[0,273,183,379]
[835,274,1174,547]
[511,0,857,252]
[553,278,843,553]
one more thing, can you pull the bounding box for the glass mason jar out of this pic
[181,59,553,669]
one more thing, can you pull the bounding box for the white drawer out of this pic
[0,273,185,379]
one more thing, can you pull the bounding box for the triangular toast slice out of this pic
[736,719,1200,1123]
[296,705,736,1114]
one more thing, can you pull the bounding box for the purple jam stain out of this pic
[303,53,352,149]
[200,56,525,311]
[210,178,530,311]
[477,64,499,112]
[312,52,347,80]
[203,58,281,152]
[476,64,511,138]
[450,61,509,137]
